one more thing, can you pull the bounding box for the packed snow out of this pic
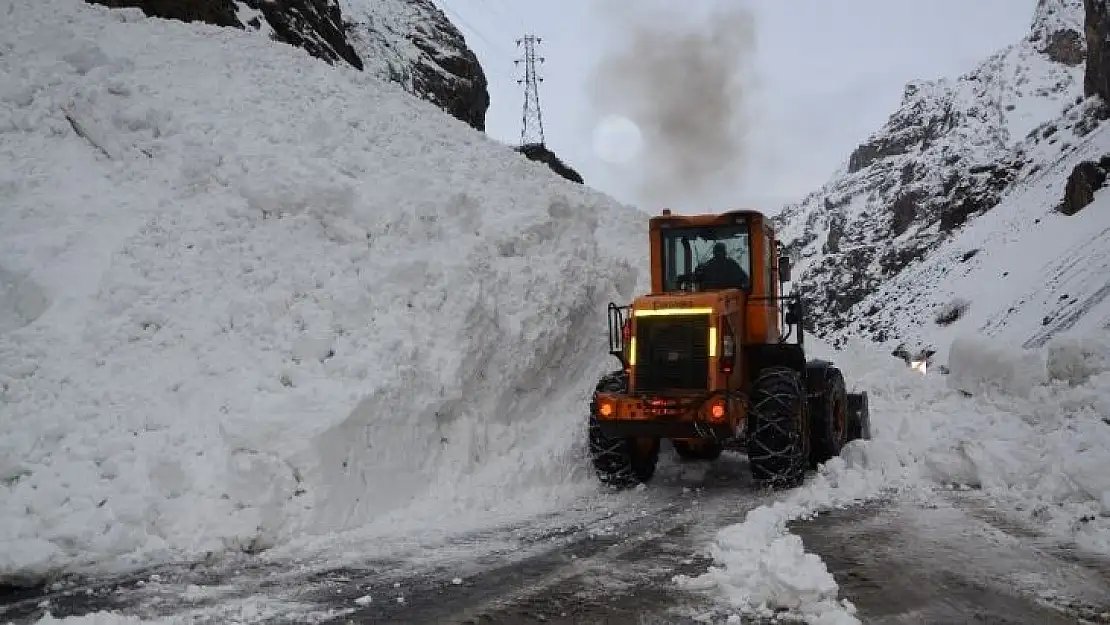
[683,330,1110,622]
[0,0,648,582]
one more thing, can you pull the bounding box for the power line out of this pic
[436,0,516,61]
[474,0,523,35]
[515,34,546,147]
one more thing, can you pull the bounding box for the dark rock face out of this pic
[242,0,362,70]
[1085,0,1110,100]
[516,143,584,184]
[406,10,489,131]
[88,0,360,68]
[1047,29,1086,64]
[87,0,240,26]
[1058,154,1110,214]
[890,192,921,236]
[847,93,957,174]
[823,212,845,254]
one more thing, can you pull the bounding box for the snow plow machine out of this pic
[589,209,871,489]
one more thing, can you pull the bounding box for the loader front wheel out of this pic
[747,366,808,489]
[588,371,659,488]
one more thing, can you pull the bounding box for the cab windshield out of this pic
[662,224,751,292]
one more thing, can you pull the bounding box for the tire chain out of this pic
[588,419,638,487]
[588,371,642,487]
[746,368,807,489]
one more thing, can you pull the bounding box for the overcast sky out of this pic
[432,0,1038,215]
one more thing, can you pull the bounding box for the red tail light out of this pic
[622,318,632,343]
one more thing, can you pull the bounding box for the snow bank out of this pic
[688,330,1110,620]
[938,331,1110,554]
[946,333,1048,398]
[0,0,646,581]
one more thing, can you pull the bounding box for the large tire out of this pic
[809,367,849,468]
[672,440,723,461]
[746,366,808,489]
[588,371,659,488]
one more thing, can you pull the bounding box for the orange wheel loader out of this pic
[588,209,872,489]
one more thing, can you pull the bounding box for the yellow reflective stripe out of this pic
[633,307,714,317]
[629,337,637,366]
[709,326,717,358]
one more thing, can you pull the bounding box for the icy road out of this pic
[4,449,1110,625]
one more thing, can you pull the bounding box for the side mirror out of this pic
[778,256,792,283]
[784,299,801,325]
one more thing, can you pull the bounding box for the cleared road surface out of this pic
[3,452,1109,624]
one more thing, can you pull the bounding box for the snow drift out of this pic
[687,330,1110,622]
[0,0,647,581]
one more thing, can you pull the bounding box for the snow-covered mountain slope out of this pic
[775,0,1091,338]
[829,118,1110,363]
[87,0,489,131]
[0,0,646,582]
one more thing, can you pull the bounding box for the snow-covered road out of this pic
[0,454,771,624]
[796,493,1110,624]
[5,453,1110,625]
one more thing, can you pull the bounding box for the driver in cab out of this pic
[696,242,749,290]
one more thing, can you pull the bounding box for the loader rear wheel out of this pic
[847,391,872,441]
[588,371,659,488]
[747,366,807,489]
[809,368,849,467]
[672,440,723,461]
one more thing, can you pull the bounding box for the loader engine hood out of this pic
[627,292,741,394]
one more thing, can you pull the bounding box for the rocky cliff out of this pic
[86,0,489,131]
[340,0,488,131]
[773,0,1092,338]
[1084,0,1110,102]
[516,143,585,184]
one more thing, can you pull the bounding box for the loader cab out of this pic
[649,209,785,300]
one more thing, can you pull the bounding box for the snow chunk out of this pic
[1045,332,1110,386]
[947,334,1048,397]
[678,447,895,624]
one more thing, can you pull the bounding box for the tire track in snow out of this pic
[0,453,777,624]
[791,491,1110,624]
[299,454,775,625]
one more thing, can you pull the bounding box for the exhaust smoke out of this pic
[588,2,758,210]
